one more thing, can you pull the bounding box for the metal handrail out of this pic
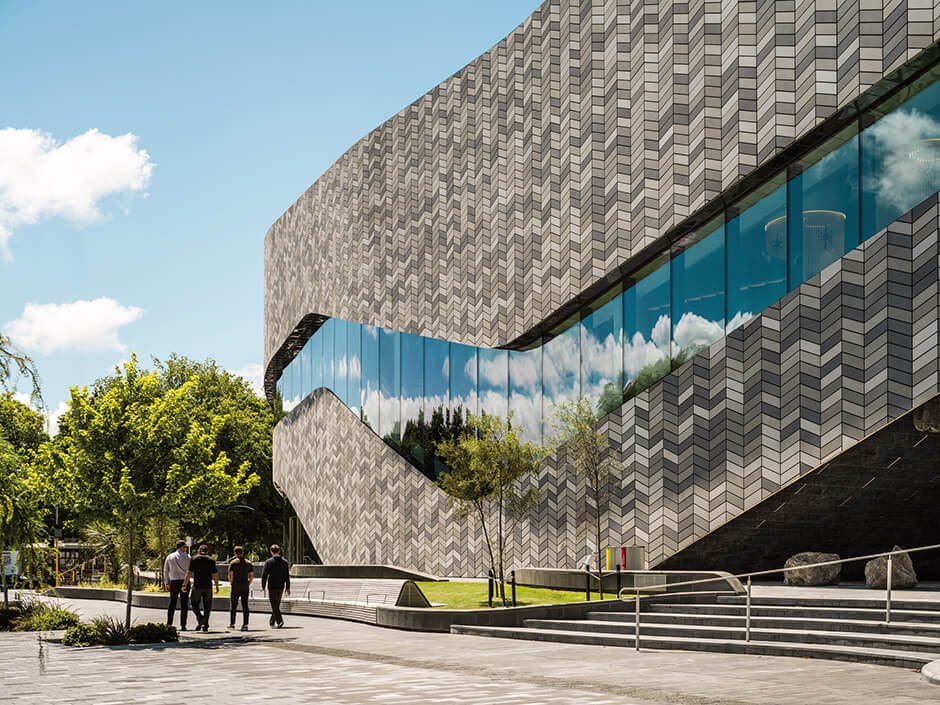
[618,541,940,651]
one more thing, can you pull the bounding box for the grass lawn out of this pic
[416,580,616,609]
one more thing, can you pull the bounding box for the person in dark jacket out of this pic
[227,546,254,631]
[261,544,290,628]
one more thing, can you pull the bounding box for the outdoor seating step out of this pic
[586,610,940,637]
[647,603,940,623]
[450,624,936,669]
[521,618,940,653]
[717,594,940,612]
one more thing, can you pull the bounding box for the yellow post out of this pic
[605,546,613,571]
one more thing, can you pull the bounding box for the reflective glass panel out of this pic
[581,292,624,417]
[789,128,860,285]
[321,318,335,394]
[379,328,401,443]
[727,179,787,333]
[478,348,508,419]
[311,328,323,394]
[333,319,348,406]
[542,320,580,440]
[509,348,541,444]
[862,73,940,238]
[671,220,725,364]
[400,332,425,455]
[346,322,361,415]
[450,342,477,422]
[623,255,671,398]
[298,339,309,402]
[424,337,449,418]
[360,324,380,431]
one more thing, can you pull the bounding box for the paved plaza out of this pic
[1,595,938,704]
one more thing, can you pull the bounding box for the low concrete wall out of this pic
[290,564,442,581]
[512,568,744,595]
[375,598,632,632]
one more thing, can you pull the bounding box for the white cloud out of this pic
[0,127,153,259]
[865,109,940,213]
[45,400,69,436]
[12,391,31,406]
[726,310,753,334]
[6,298,144,354]
[229,363,264,397]
[672,312,723,352]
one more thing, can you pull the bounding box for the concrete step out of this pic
[522,618,940,654]
[648,602,940,623]
[587,610,940,637]
[450,624,937,669]
[717,594,940,612]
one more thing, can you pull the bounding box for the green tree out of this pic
[0,395,49,606]
[0,334,41,407]
[436,413,542,605]
[552,398,619,596]
[0,438,46,606]
[153,355,282,556]
[35,356,259,627]
[0,393,48,453]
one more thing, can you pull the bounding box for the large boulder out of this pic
[783,552,841,586]
[865,546,918,589]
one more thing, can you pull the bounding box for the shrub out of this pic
[24,608,80,631]
[90,616,130,645]
[129,622,177,644]
[0,605,24,630]
[9,599,79,632]
[62,623,102,647]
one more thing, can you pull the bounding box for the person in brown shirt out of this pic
[227,546,254,631]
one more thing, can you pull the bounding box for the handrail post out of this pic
[634,590,641,651]
[885,554,893,624]
[585,569,591,602]
[745,576,752,642]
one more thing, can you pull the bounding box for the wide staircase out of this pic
[452,592,940,669]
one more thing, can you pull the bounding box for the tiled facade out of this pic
[273,195,940,574]
[266,1,940,573]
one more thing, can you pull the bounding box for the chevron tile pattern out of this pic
[273,195,940,574]
[264,0,940,375]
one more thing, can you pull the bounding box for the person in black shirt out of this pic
[182,544,219,632]
[227,546,254,631]
[261,544,290,628]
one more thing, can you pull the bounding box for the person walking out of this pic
[163,540,191,631]
[181,544,219,632]
[227,546,254,631]
[261,544,290,628]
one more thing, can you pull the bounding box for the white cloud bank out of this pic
[0,127,153,258]
[229,363,265,397]
[6,298,144,354]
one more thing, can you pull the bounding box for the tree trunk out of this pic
[595,478,603,600]
[1,540,8,609]
[497,484,506,606]
[476,502,498,593]
[124,523,134,630]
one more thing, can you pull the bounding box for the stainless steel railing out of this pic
[618,542,940,651]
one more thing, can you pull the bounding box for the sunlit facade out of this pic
[276,63,940,474]
[265,1,940,574]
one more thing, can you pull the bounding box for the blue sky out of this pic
[0,0,538,427]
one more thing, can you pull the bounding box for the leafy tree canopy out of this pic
[33,354,263,626]
[0,393,48,459]
[0,334,41,408]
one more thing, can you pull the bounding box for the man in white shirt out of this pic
[163,540,191,631]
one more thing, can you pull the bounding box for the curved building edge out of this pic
[274,194,940,572]
[264,1,940,386]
